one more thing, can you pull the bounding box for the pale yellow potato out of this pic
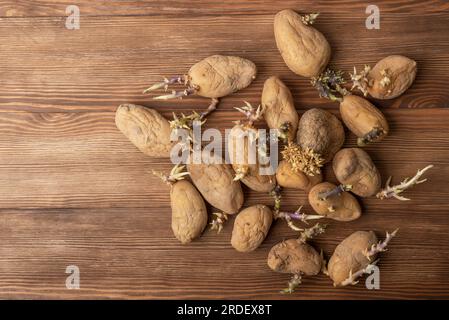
[276,160,322,191]
[328,231,378,286]
[340,95,389,145]
[170,180,208,244]
[367,55,417,100]
[188,55,257,98]
[187,153,244,215]
[228,124,276,192]
[231,205,273,252]
[308,182,362,222]
[115,104,172,157]
[274,9,331,77]
[333,148,381,197]
[261,76,299,141]
[267,239,322,275]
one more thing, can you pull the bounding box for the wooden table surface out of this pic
[0,0,449,300]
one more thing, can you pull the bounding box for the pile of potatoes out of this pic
[114,9,424,293]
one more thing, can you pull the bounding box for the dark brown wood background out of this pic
[0,0,448,299]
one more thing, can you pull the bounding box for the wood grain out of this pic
[1,0,448,17]
[0,0,448,299]
[0,109,448,209]
[0,10,448,112]
[0,206,448,299]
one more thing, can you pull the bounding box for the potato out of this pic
[228,124,276,192]
[333,148,381,197]
[308,182,361,222]
[145,55,257,100]
[261,76,299,141]
[241,165,277,192]
[274,9,331,77]
[367,55,417,99]
[231,205,273,252]
[115,104,172,157]
[267,239,322,275]
[228,123,252,177]
[340,95,389,146]
[170,180,208,244]
[187,153,244,214]
[276,160,322,191]
[328,231,378,286]
[188,55,257,98]
[296,108,345,163]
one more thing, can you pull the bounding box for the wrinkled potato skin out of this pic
[231,205,273,252]
[368,55,417,100]
[328,231,378,286]
[261,76,299,141]
[308,182,361,222]
[228,124,276,192]
[228,124,253,171]
[297,108,345,163]
[242,166,277,192]
[267,239,322,275]
[274,9,331,77]
[340,95,389,142]
[276,160,322,191]
[115,104,172,157]
[187,153,244,214]
[188,55,257,98]
[333,148,381,197]
[170,180,208,244]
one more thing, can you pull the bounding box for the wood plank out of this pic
[1,0,448,17]
[0,13,448,112]
[0,109,448,209]
[1,0,449,300]
[0,206,448,299]
[1,108,449,164]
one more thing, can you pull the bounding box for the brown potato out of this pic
[333,148,381,197]
[328,231,378,286]
[188,55,257,98]
[340,95,389,146]
[296,108,345,163]
[231,205,273,252]
[308,182,361,222]
[241,165,277,192]
[187,153,244,215]
[170,180,208,244]
[115,104,172,157]
[367,55,417,100]
[261,76,299,141]
[274,9,331,77]
[276,160,322,191]
[228,124,276,192]
[267,239,322,275]
[228,123,252,177]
